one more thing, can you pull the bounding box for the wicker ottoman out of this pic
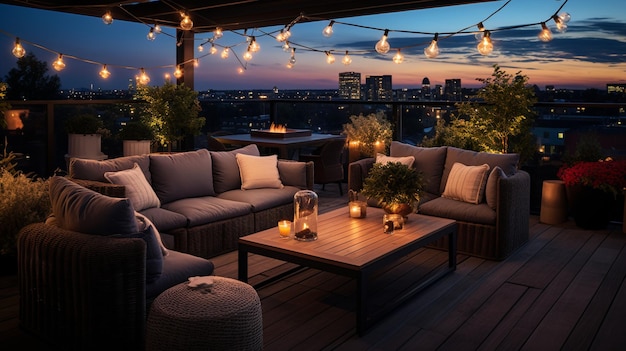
[146,276,263,351]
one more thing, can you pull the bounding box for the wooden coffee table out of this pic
[238,207,457,334]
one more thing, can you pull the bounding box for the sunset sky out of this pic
[0,0,625,91]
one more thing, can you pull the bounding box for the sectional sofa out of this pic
[68,144,314,258]
[349,141,531,260]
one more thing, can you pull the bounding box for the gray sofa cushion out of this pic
[69,154,151,183]
[49,176,138,235]
[161,196,252,227]
[211,144,260,193]
[150,149,215,204]
[419,197,496,225]
[440,147,519,194]
[146,250,214,300]
[139,207,189,232]
[390,141,447,195]
[217,186,301,212]
[278,160,308,189]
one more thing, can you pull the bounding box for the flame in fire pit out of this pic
[269,123,287,133]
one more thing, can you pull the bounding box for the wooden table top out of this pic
[238,207,457,270]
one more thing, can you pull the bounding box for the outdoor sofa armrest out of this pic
[17,222,147,350]
[348,157,375,192]
[495,169,531,258]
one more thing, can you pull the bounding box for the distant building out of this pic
[421,77,431,100]
[444,79,462,101]
[607,83,626,95]
[365,75,392,101]
[338,72,361,100]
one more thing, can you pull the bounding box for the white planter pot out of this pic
[123,140,151,156]
[67,133,106,159]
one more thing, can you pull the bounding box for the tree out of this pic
[4,53,61,100]
[136,81,204,152]
[424,65,537,162]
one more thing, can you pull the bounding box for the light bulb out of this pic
[322,20,335,37]
[342,51,352,65]
[555,20,568,33]
[243,50,253,61]
[221,47,229,59]
[474,22,485,41]
[194,59,199,67]
[12,38,25,58]
[102,11,113,25]
[180,16,193,31]
[238,67,245,74]
[99,65,111,79]
[326,52,335,64]
[197,44,204,52]
[210,43,218,55]
[424,33,439,58]
[282,41,291,52]
[558,12,571,23]
[52,54,65,71]
[147,28,156,41]
[375,29,390,54]
[283,27,292,40]
[392,49,404,64]
[538,23,552,42]
[153,24,162,34]
[477,30,493,55]
[214,27,223,39]
[138,68,150,85]
[289,48,296,66]
[249,37,260,52]
[286,62,294,69]
[276,30,285,42]
[173,66,183,79]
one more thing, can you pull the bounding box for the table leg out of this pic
[356,273,367,335]
[448,227,457,269]
[238,248,249,282]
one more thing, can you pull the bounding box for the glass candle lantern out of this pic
[293,190,318,241]
[349,200,367,218]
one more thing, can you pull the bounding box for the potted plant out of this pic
[65,113,110,160]
[136,81,205,152]
[361,161,425,217]
[342,111,393,162]
[557,158,626,229]
[118,120,154,156]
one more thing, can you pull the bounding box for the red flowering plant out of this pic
[557,158,626,198]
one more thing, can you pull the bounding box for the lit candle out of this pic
[278,220,291,238]
[348,200,366,218]
[350,204,362,218]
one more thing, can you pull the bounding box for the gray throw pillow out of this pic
[49,176,138,235]
[69,154,151,183]
[210,144,260,193]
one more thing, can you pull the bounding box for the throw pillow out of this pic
[69,154,151,183]
[375,153,415,167]
[442,162,490,204]
[277,160,308,189]
[485,166,507,210]
[49,176,138,235]
[236,153,284,190]
[104,163,160,211]
[211,144,260,193]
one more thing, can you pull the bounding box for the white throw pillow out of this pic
[236,153,284,190]
[375,153,415,168]
[104,163,160,211]
[442,162,490,204]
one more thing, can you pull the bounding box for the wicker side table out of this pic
[146,276,263,351]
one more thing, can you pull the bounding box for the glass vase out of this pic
[293,190,318,241]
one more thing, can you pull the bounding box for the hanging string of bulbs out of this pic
[2,0,570,84]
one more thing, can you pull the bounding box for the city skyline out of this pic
[1,0,625,91]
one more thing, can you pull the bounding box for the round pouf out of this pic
[146,276,262,351]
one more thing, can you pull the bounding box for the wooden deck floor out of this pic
[2,183,625,350]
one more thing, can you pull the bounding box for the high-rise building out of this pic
[338,72,361,100]
[365,75,392,101]
[421,77,431,100]
[445,79,462,101]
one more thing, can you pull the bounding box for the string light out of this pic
[153,24,162,34]
[322,20,335,37]
[102,11,113,25]
[137,68,150,85]
[477,30,493,55]
[221,47,229,59]
[173,65,183,78]
[375,29,390,54]
[558,12,571,24]
[538,22,552,42]
[287,47,296,68]
[276,29,286,42]
[12,38,25,58]
[99,64,110,79]
[197,44,204,52]
[424,33,440,59]
[475,22,485,41]
[147,27,156,41]
[342,51,352,65]
[213,27,223,39]
[243,48,253,61]
[249,36,260,52]
[392,49,404,64]
[324,51,335,64]
[194,58,199,67]
[210,43,218,55]
[180,13,193,31]
[552,15,568,33]
[52,54,65,71]
[282,41,291,52]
